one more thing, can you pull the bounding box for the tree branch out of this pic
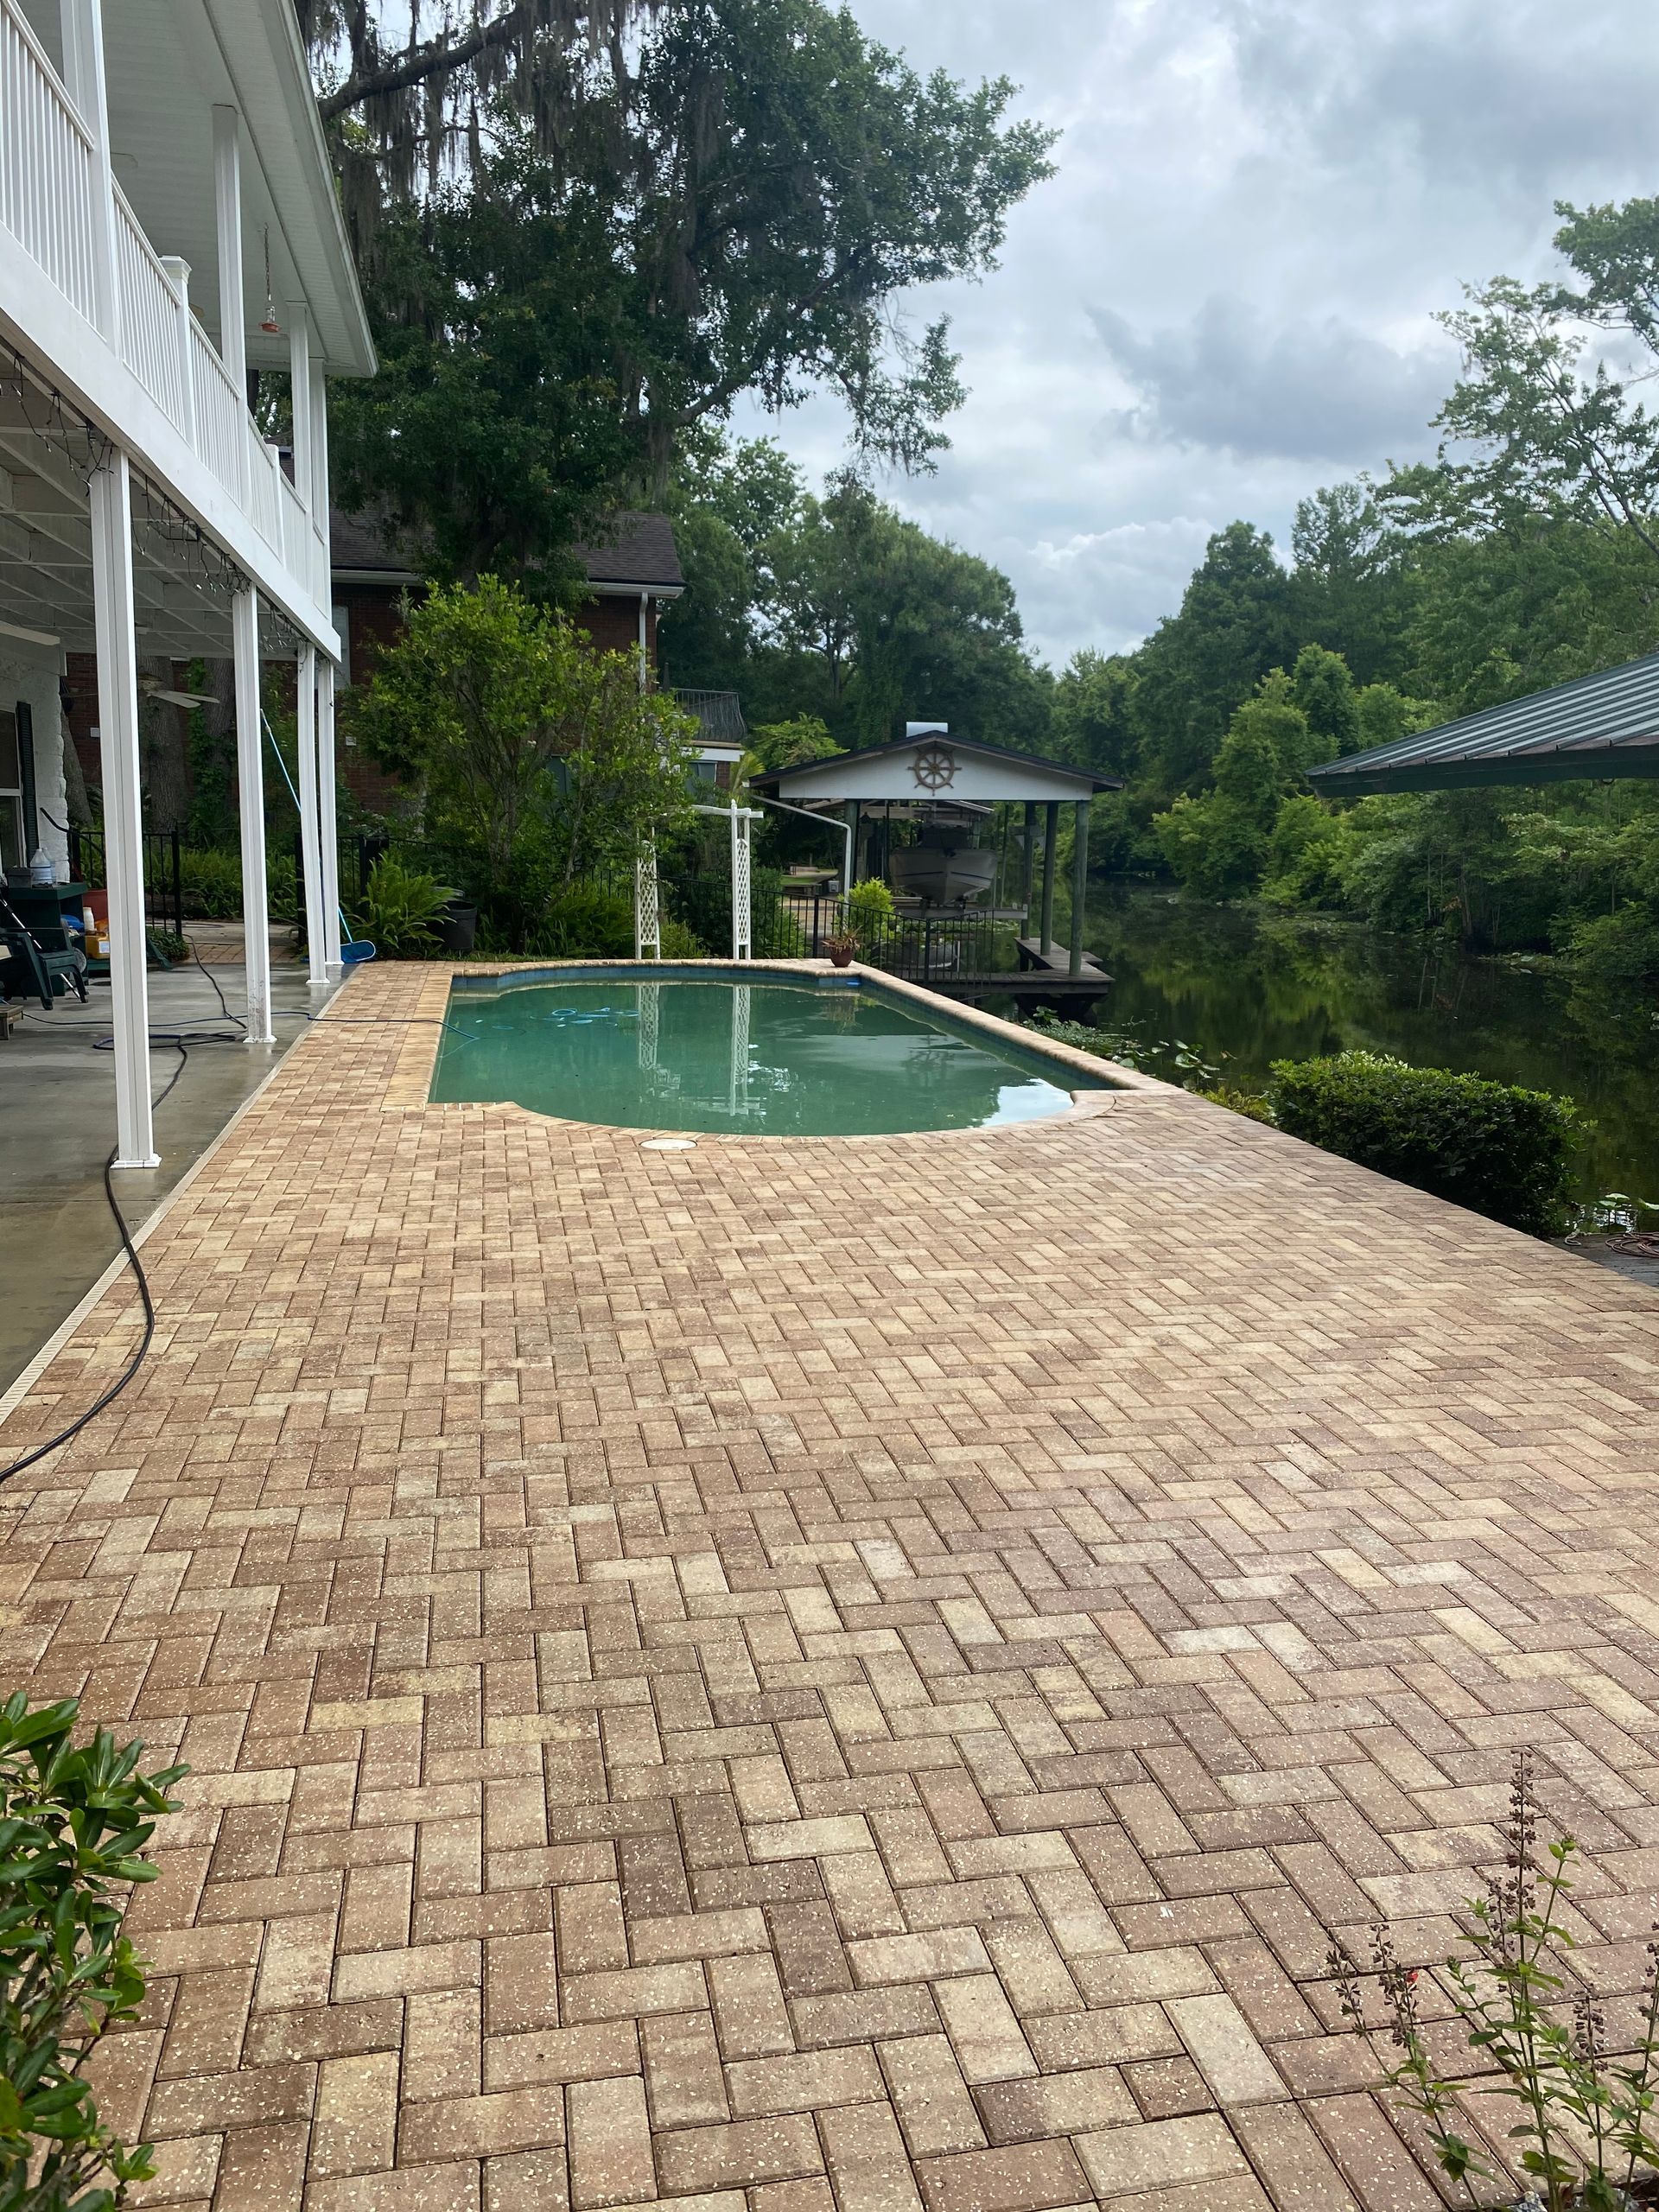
[318,9,527,124]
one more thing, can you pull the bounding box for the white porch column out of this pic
[295,642,327,987]
[232,585,273,1042]
[213,106,246,411]
[308,371,330,602]
[318,658,342,976]
[288,307,313,515]
[88,453,156,1167]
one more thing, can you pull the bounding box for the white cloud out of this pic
[1089,296,1454,465]
[734,0,1659,666]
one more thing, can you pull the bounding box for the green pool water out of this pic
[429,973,1106,1135]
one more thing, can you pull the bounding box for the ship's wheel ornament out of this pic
[912,742,957,791]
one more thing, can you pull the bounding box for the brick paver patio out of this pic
[3,961,1658,2212]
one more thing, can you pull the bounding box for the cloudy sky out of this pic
[733,0,1659,668]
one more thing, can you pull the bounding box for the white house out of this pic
[0,0,373,1163]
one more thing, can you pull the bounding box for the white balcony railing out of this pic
[113,185,188,433]
[245,420,281,549]
[187,319,244,497]
[278,468,313,589]
[1,0,98,322]
[0,0,327,619]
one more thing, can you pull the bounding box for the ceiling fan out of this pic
[138,671,215,711]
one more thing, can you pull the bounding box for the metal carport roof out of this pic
[1307,647,1659,796]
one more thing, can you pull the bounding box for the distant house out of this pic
[329,509,685,691]
[328,510,746,801]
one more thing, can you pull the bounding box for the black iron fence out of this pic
[67,825,185,940]
[778,891,1020,980]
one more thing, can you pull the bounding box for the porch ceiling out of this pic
[0,396,237,658]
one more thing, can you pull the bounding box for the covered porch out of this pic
[0,342,343,1166]
[750,728,1122,993]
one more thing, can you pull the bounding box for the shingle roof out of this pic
[570,513,684,590]
[329,505,420,576]
[328,510,684,592]
[1308,648,1659,794]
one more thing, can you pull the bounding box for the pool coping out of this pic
[360,956,1192,1138]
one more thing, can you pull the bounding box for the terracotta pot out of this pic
[829,946,855,969]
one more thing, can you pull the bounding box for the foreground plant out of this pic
[1328,1751,1659,2211]
[0,1696,185,2211]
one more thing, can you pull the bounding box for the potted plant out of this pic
[823,929,859,968]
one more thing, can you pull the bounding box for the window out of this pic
[333,603,352,685]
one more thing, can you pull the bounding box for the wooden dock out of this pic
[918,964,1113,1013]
[1015,935,1110,979]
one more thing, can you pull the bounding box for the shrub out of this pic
[1268,1049,1580,1235]
[0,1695,185,2209]
[353,855,458,958]
[842,879,895,947]
[1565,904,1659,991]
[668,868,804,958]
[658,918,708,958]
[1199,1085,1275,1122]
[266,851,299,928]
[529,884,636,958]
[179,847,241,919]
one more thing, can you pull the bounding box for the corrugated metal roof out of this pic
[1308,648,1659,794]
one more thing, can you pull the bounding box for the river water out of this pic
[1056,886,1659,1209]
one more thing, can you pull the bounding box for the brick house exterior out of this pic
[329,511,687,813]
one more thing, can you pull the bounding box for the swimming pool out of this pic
[429,969,1116,1136]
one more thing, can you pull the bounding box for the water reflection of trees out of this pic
[1084,887,1659,1199]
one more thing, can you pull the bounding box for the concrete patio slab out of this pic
[0,959,1656,2212]
[0,958,332,1394]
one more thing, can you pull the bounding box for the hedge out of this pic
[1268,1050,1580,1236]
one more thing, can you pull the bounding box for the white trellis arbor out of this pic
[633,799,760,961]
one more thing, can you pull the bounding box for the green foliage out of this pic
[1268,1049,1580,1235]
[1287,643,1357,758]
[1198,1086,1275,1122]
[842,879,895,948]
[525,885,636,959]
[1152,791,1269,900]
[331,2,1055,562]
[658,917,709,959]
[179,848,242,920]
[346,577,696,944]
[664,449,1052,749]
[181,665,235,849]
[747,718,840,773]
[1387,197,1659,556]
[1024,1013,1224,1089]
[330,139,639,595]
[668,868,804,959]
[1052,652,1139,777]
[1130,523,1295,791]
[1329,1752,1659,2212]
[1153,671,1315,899]
[266,852,299,930]
[1262,795,1349,908]
[354,855,458,958]
[0,1694,185,2212]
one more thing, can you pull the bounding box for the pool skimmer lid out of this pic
[641,1136,697,1151]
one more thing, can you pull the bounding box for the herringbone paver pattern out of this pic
[3,961,1658,2212]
